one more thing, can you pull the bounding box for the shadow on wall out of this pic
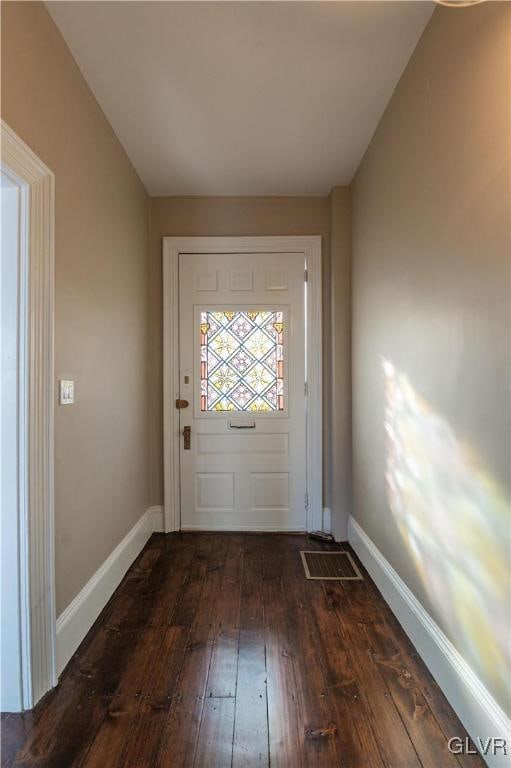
[382,359,510,711]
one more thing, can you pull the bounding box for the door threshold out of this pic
[179,527,307,535]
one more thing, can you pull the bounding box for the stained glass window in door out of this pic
[200,310,284,412]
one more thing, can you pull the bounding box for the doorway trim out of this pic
[163,235,322,534]
[1,121,56,709]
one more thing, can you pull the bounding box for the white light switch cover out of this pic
[59,380,74,405]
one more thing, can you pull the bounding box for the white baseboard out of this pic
[348,516,510,768]
[56,507,161,675]
[181,524,306,532]
[322,507,332,534]
[148,505,164,532]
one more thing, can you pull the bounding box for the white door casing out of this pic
[163,236,322,534]
[179,252,305,531]
[0,121,56,710]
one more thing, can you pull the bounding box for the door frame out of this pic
[162,235,322,534]
[1,121,57,709]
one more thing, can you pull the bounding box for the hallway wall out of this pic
[148,195,351,529]
[351,3,511,712]
[1,1,151,614]
[329,188,352,540]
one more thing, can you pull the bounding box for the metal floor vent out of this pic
[300,550,363,580]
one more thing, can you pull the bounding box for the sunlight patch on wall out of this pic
[383,359,510,710]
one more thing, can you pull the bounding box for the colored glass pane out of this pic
[200,310,284,412]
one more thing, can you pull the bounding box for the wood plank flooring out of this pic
[1,533,485,768]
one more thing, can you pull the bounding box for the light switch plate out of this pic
[59,380,74,405]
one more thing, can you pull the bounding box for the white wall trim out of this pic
[1,121,56,709]
[348,516,510,768]
[149,505,164,532]
[56,507,161,675]
[162,235,323,534]
[181,524,306,533]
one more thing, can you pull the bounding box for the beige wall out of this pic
[329,188,352,540]
[2,2,151,614]
[148,195,346,512]
[352,3,511,712]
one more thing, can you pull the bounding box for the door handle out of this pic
[183,425,191,450]
[176,399,189,409]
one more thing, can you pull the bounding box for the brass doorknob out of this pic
[176,399,189,409]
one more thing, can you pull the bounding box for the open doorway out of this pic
[1,171,26,710]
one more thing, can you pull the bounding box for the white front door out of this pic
[178,251,306,531]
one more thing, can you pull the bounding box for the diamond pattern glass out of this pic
[200,310,284,412]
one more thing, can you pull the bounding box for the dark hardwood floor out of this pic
[1,533,485,768]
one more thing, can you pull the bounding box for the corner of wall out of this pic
[328,186,353,541]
